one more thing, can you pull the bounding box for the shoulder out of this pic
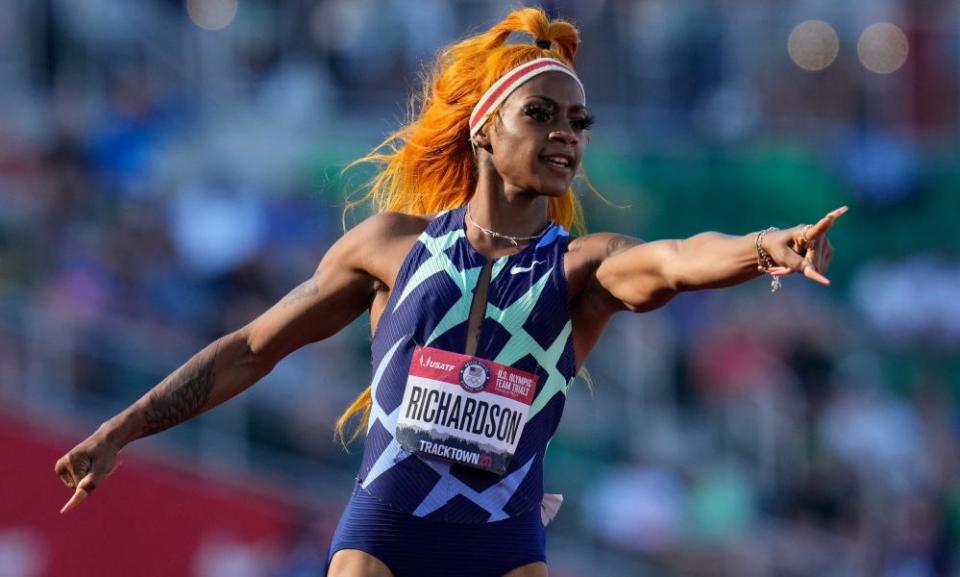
[563,232,646,365]
[564,232,643,296]
[334,211,431,258]
[567,232,643,263]
[348,211,432,243]
[330,211,432,291]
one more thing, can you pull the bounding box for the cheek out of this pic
[491,136,540,178]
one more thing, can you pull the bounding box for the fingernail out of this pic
[59,488,88,514]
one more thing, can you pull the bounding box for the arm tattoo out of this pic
[606,235,639,257]
[281,278,319,308]
[141,341,220,436]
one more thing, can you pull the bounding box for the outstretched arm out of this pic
[591,206,847,312]
[53,213,402,513]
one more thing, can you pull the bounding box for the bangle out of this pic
[755,227,782,293]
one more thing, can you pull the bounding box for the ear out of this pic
[472,128,492,153]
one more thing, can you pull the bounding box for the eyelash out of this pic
[523,104,553,123]
[523,105,596,131]
[573,114,596,131]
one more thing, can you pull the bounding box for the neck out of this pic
[467,168,551,254]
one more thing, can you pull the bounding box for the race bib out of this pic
[395,346,539,475]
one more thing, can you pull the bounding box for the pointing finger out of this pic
[60,470,100,515]
[60,487,88,514]
[805,206,848,241]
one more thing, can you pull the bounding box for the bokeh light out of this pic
[858,23,909,74]
[787,20,840,72]
[186,0,238,31]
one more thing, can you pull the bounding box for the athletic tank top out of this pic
[355,205,576,524]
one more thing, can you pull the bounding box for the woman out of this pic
[55,8,844,577]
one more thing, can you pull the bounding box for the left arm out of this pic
[592,207,846,312]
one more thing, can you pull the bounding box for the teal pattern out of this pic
[355,205,576,523]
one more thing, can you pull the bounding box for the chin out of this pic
[520,183,566,199]
[512,174,572,199]
[535,168,576,197]
[539,175,574,197]
[541,184,569,198]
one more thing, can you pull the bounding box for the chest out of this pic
[371,230,577,342]
[421,237,563,331]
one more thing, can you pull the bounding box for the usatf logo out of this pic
[459,360,490,393]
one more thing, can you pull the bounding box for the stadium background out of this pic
[1,0,959,575]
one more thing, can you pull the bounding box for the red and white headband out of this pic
[469,57,585,138]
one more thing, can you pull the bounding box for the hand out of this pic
[763,206,847,286]
[54,428,122,514]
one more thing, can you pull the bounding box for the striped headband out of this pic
[469,57,585,138]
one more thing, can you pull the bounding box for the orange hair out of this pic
[336,8,586,445]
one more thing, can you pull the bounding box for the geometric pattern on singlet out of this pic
[356,205,576,523]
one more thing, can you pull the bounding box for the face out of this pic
[478,71,593,198]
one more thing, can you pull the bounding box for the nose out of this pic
[548,130,578,146]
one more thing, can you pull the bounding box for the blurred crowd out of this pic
[558,290,959,577]
[2,1,959,576]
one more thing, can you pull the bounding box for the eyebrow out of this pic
[525,95,588,114]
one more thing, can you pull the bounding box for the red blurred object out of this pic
[0,411,298,577]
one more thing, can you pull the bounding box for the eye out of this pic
[571,113,595,132]
[522,104,553,123]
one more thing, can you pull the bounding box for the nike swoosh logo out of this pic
[510,260,546,275]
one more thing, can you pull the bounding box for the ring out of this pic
[800,224,813,246]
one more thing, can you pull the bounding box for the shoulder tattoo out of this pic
[606,235,640,257]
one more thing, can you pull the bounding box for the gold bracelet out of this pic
[755,227,781,293]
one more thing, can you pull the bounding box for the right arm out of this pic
[54,212,416,512]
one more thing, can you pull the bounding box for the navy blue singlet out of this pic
[327,205,576,577]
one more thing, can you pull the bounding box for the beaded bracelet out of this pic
[755,227,782,293]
